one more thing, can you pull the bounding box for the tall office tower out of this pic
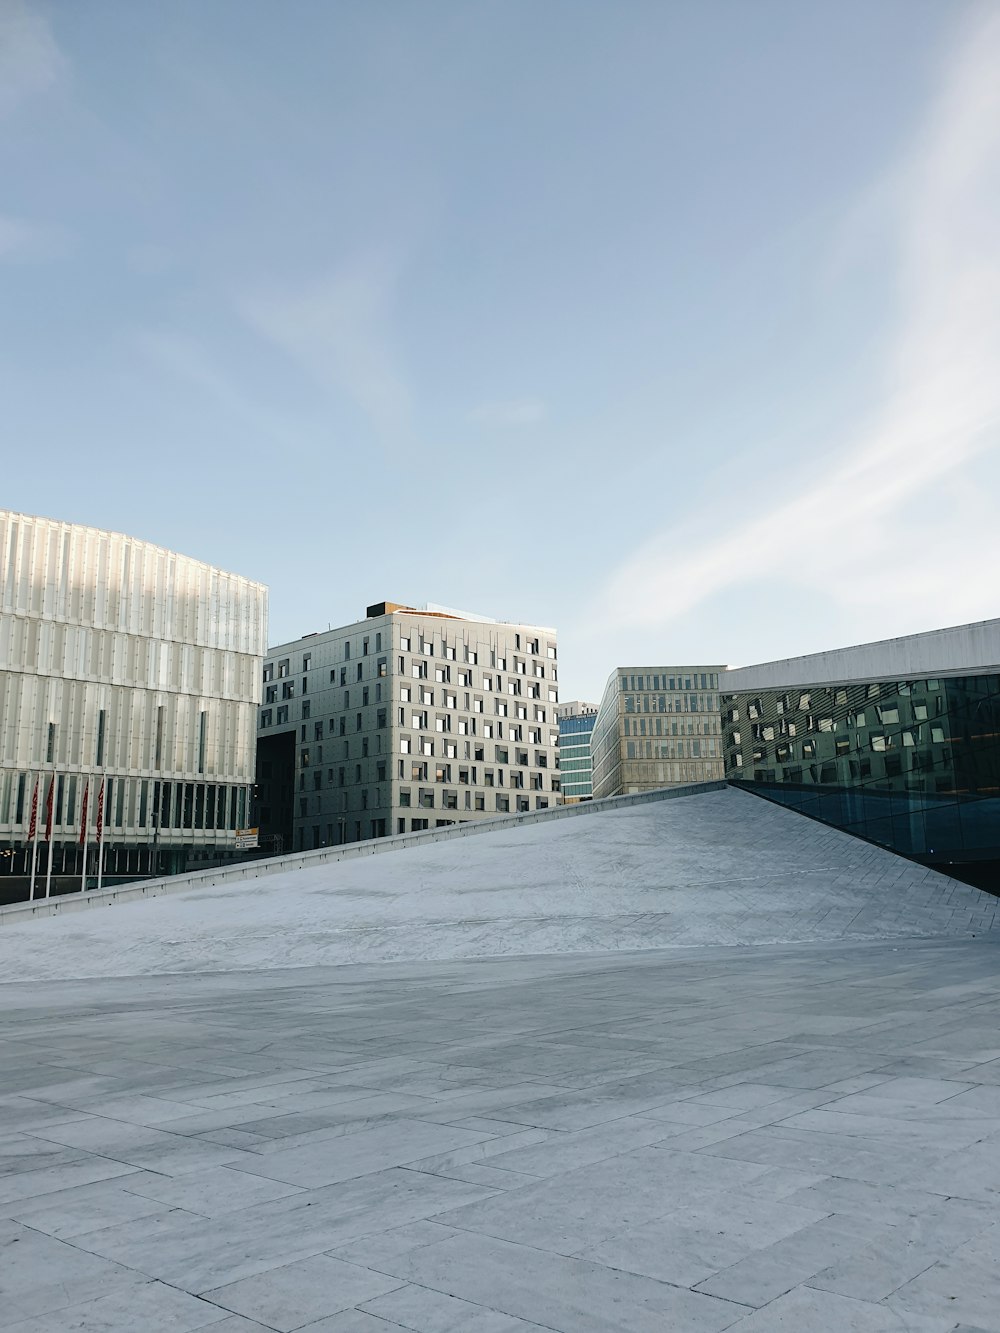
[0,511,267,901]
[590,665,726,799]
[556,701,599,802]
[256,602,560,852]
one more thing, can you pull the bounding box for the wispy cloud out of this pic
[133,328,298,445]
[0,215,70,262]
[593,8,1000,637]
[469,398,547,428]
[239,252,411,441]
[0,0,65,116]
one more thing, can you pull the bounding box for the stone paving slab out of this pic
[2,936,1000,1329]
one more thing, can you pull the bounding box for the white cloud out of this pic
[593,8,1000,639]
[239,252,411,440]
[0,0,64,116]
[133,328,296,444]
[469,398,546,427]
[0,215,69,262]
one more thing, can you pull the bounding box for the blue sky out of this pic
[2,1,998,702]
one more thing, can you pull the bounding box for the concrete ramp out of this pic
[0,787,995,980]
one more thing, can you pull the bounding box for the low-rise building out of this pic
[721,619,1000,889]
[256,602,560,851]
[591,665,726,799]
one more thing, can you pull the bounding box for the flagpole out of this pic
[44,770,56,900]
[28,774,39,901]
[79,776,90,893]
[96,775,106,893]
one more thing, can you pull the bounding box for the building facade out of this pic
[722,620,1000,890]
[591,666,726,800]
[0,511,267,900]
[256,602,560,851]
[557,701,598,802]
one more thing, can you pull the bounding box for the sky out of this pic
[2,1,998,703]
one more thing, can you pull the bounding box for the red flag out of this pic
[96,779,105,843]
[79,780,90,847]
[44,776,55,841]
[27,777,39,841]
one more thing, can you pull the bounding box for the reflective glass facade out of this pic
[0,512,267,899]
[592,666,725,800]
[724,673,1000,889]
[557,708,597,801]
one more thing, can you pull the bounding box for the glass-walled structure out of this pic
[0,511,268,900]
[591,666,726,800]
[723,621,1000,891]
[557,702,598,801]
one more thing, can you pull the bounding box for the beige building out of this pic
[590,665,725,799]
[256,602,560,851]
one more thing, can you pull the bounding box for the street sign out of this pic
[235,827,259,850]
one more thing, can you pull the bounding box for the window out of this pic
[263,663,274,682]
[265,684,277,704]
[282,681,294,699]
[302,700,311,719]
[419,788,434,808]
[377,709,387,729]
[344,642,351,660]
[399,788,411,806]
[277,706,289,724]
[259,709,272,727]
[400,635,410,651]
[278,659,289,678]
[496,794,510,812]
[400,735,411,754]
[377,656,387,677]
[302,652,311,671]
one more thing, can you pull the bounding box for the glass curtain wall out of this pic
[723,674,1000,890]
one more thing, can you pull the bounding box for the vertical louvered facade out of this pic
[0,512,267,898]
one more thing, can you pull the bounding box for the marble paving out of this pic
[3,935,1000,1330]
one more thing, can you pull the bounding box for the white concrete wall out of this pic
[0,780,726,925]
[723,619,1000,692]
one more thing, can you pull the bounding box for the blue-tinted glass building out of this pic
[722,620,1000,891]
[557,702,598,802]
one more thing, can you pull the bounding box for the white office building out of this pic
[256,602,560,851]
